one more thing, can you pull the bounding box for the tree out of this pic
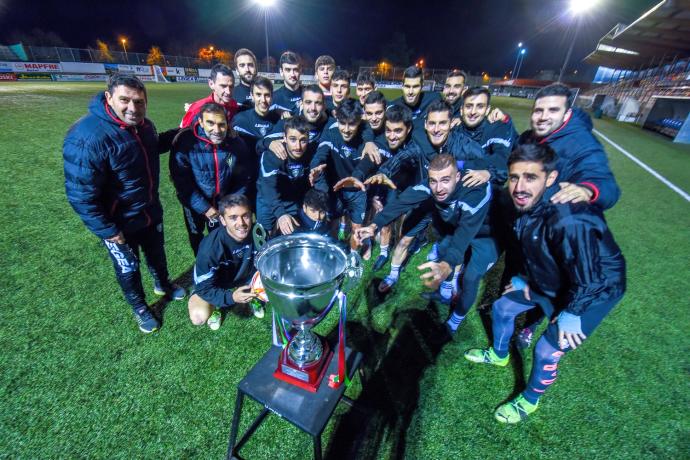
[214,49,232,66]
[146,46,165,65]
[95,39,114,62]
[379,32,415,67]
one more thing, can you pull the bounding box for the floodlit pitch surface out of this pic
[1,82,688,459]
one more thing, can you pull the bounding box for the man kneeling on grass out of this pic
[464,143,626,423]
[188,194,264,330]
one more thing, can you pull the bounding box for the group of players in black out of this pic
[64,48,626,424]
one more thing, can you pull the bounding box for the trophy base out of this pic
[274,339,333,393]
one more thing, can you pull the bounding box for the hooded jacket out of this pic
[519,108,620,210]
[63,92,163,239]
[169,121,251,215]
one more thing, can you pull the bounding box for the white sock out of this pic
[389,264,401,280]
[380,245,389,258]
[440,281,453,300]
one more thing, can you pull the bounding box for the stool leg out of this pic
[313,434,322,460]
[226,391,245,460]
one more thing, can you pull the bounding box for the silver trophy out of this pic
[255,233,362,391]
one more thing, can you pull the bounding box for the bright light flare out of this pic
[570,0,598,14]
[254,0,276,7]
[521,49,526,55]
[518,42,523,48]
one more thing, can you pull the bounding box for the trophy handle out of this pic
[343,251,363,291]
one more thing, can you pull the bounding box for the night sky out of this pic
[0,0,657,76]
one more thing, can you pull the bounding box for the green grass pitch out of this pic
[1,82,688,459]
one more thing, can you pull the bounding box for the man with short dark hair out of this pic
[232,76,281,154]
[326,69,352,114]
[233,48,259,111]
[256,85,334,160]
[520,83,620,210]
[180,63,239,128]
[273,50,302,116]
[315,55,336,95]
[64,74,185,334]
[442,69,468,118]
[171,102,252,255]
[310,99,368,249]
[356,71,377,106]
[188,193,263,330]
[464,143,625,424]
[256,116,316,234]
[388,65,440,120]
[296,189,331,235]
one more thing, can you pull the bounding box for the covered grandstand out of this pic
[582,0,690,143]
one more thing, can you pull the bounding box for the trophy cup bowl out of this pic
[255,233,361,391]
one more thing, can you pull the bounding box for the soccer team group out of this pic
[63,48,626,423]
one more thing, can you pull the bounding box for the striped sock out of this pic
[379,245,389,258]
[339,222,347,232]
[440,281,453,300]
[446,312,465,332]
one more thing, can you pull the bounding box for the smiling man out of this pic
[64,74,185,334]
[389,65,440,120]
[355,153,490,293]
[520,83,620,210]
[442,69,467,118]
[171,103,252,255]
[188,193,263,330]
[464,142,625,424]
[233,48,259,111]
[180,64,239,128]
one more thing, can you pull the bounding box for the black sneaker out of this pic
[153,282,186,300]
[372,254,389,271]
[408,234,428,255]
[134,307,160,333]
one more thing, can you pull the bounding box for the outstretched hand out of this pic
[309,164,327,186]
[364,173,397,190]
[334,176,366,192]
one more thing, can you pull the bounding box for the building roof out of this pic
[584,0,690,69]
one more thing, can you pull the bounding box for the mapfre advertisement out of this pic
[0,61,62,73]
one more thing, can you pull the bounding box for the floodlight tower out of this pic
[559,0,598,82]
[514,48,527,80]
[511,42,523,79]
[255,0,276,73]
[120,38,128,63]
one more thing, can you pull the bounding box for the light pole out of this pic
[120,38,128,63]
[254,0,276,73]
[559,0,598,82]
[514,49,526,80]
[511,42,523,79]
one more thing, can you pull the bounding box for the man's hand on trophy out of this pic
[354,224,377,245]
[232,286,257,304]
[417,261,452,290]
[333,176,366,192]
[277,214,300,235]
[309,164,327,186]
[364,173,397,189]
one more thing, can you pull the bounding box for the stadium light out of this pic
[120,38,128,63]
[559,0,598,81]
[254,0,277,72]
[514,48,526,80]
[511,42,524,79]
[570,0,598,15]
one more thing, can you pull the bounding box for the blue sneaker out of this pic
[134,306,160,333]
[408,234,428,255]
[154,282,186,300]
[372,254,389,271]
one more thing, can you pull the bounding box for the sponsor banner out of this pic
[53,74,108,82]
[139,76,156,81]
[257,72,281,80]
[60,62,106,74]
[16,72,52,80]
[199,68,211,78]
[184,67,198,76]
[164,66,185,76]
[0,72,17,81]
[176,76,201,82]
[118,64,152,76]
[104,63,123,74]
[0,61,62,72]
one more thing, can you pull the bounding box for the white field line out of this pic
[593,128,690,203]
